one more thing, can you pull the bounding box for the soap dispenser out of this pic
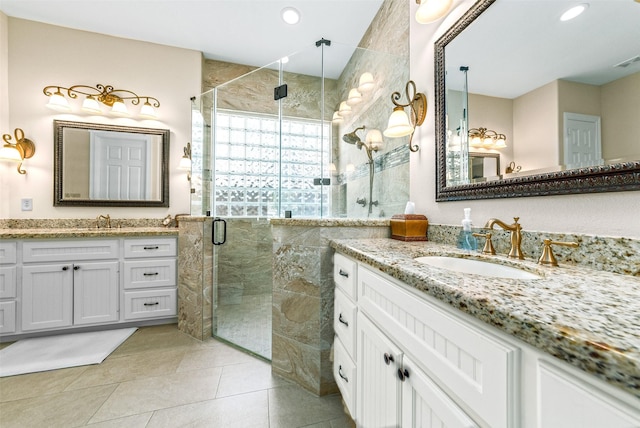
[456,208,478,251]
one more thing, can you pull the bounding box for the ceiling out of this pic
[445,0,640,99]
[0,0,385,79]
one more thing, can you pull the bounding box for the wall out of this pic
[1,17,201,219]
[409,0,640,239]
[601,72,640,161]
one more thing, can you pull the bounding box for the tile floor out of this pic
[0,324,354,428]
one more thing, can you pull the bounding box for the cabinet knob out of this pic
[384,353,394,365]
[62,266,69,271]
[338,269,349,278]
[73,266,80,271]
[338,365,349,383]
[397,368,409,382]
[338,313,349,327]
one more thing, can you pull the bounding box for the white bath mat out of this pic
[0,327,137,377]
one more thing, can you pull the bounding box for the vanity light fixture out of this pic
[43,83,160,119]
[358,72,374,92]
[332,111,344,124]
[0,128,36,174]
[178,142,192,181]
[383,80,427,152]
[468,127,507,149]
[415,0,454,24]
[346,88,363,106]
[338,101,352,116]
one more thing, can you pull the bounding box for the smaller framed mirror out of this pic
[54,120,170,207]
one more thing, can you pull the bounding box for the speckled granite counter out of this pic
[0,227,178,239]
[330,238,640,399]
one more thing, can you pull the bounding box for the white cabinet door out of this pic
[73,261,119,325]
[22,264,73,331]
[538,360,640,428]
[401,355,478,428]
[357,312,402,428]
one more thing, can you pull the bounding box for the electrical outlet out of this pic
[21,198,33,211]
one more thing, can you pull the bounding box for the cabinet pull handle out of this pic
[338,269,349,278]
[143,302,159,306]
[73,266,80,271]
[397,368,410,382]
[143,246,159,250]
[143,272,159,276]
[338,313,349,327]
[62,266,69,271]
[338,365,349,383]
[384,353,394,365]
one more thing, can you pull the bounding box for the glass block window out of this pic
[214,110,330,217]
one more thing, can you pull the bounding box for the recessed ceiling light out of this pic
[281,7,300,25]
[560,4,589,21]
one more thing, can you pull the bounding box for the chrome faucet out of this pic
[485,217,524,259]
[96,214,111,229]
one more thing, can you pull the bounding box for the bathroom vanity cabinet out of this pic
[0,235,177,339]
[333,251,640,427]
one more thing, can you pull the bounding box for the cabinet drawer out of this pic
[334,253,357,300]
[334,287,357,360]
[0,266,17,298]
[0,242,17,264]
[123,260,176,289]
[124,238,176,259]
[124,289,177,320]
[333,338,356,419]
[0,301,16,334]
[23,240,118,263]
[358,264,518,428]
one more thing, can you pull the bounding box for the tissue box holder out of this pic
[390,214,428,241]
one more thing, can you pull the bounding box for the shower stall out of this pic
[190,41,409,360]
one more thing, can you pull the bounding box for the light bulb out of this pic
[46,90,71,112]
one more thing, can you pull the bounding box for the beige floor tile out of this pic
[0,366,88,403]
[88,367,223,423]
[177,341,257,373]
[216,359,289,398]
[147,390,269,428]
[0,384,116,428]
[85,412,153,427]
[66,347,187,390]
[268,384,346,428]
[110,327,206,357]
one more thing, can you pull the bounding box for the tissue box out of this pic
[390,214,428,241]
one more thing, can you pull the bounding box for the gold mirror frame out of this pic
[434,0,640,201]
[53,120,170,207]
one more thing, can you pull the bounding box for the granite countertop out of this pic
[0,227,178,239]
[330,238,640,399]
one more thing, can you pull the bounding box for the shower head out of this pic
[343,126,365,149]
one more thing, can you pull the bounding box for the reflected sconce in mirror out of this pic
[468,127,507,149]
[43,83,160,119]
[0,128,36,174]
[383,80,427,152]
[178,142,192,181]
[415,0,454,24]
[358,72,375,92]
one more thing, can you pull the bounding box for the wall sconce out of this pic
[383,80,427,152]
[415,0,454,24]
[0,128,36,174]
[177,142,192,181]
[346,88,363,106]
[43,83,160,119]
[358,72,374,92]
[332,111,344,124]
[469,127,507,149]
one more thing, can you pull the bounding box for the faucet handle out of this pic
[538,239,579,267]
[472,232,496,255]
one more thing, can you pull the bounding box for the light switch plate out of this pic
[21,198,33,211]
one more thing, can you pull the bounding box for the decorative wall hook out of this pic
[0,128,36,174]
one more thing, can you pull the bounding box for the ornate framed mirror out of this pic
[434,0,640,201]
[54,120,170,207]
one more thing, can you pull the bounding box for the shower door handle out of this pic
[212,217,227,245]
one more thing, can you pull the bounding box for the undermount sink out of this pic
[414,256,541,280]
